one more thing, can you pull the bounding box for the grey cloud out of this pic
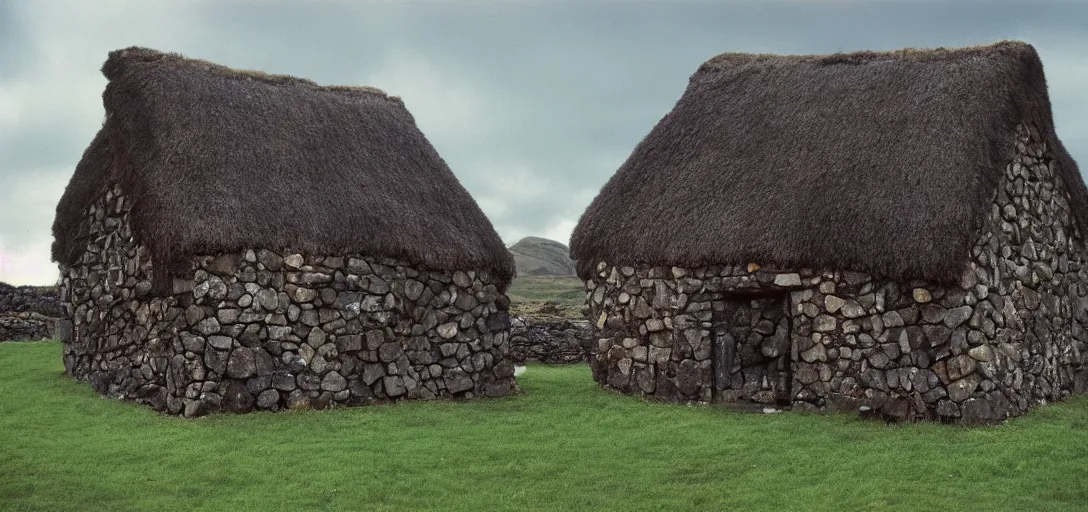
[1,0,1087,284]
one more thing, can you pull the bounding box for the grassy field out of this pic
[507,275,585,319]
[2,341,1088,511]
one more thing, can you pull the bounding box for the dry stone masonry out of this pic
[61,184,517,417]
[509,316,592,364]
[0,283,60,341]
[585,124,1088,424]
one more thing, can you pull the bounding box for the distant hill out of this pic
[508,237,577,277]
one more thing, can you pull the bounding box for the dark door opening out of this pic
[711,293,792,406]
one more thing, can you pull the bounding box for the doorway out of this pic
[711,293,792,405]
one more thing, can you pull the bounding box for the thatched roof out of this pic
[53,47,514,287]
[570,41,1086,283]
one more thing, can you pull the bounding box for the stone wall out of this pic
[584,124,1088,424]
[509,316,592,364]
[0,282,60,341]
[0,283,60,316]
[0,312,56,342]
[61,184,517,417]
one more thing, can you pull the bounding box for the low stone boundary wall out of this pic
[0,283,60,341]
[0,283,61,316]
[509,316,593,364]
[0,312,56,341]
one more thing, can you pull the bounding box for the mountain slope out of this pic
[508,237,577,276]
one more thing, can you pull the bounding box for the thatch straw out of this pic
[53,47,515,286]
[571,41,1085,283]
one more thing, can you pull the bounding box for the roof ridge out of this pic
[697,40,1037,74]
[102,46,399,102]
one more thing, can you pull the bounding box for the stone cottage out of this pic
[569,41,1088,424]
[52,47,518,417]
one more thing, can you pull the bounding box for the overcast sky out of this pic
[1,0,1086,285]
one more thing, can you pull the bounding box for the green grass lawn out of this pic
[507,275,584,304]
[2,341,1087,511]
